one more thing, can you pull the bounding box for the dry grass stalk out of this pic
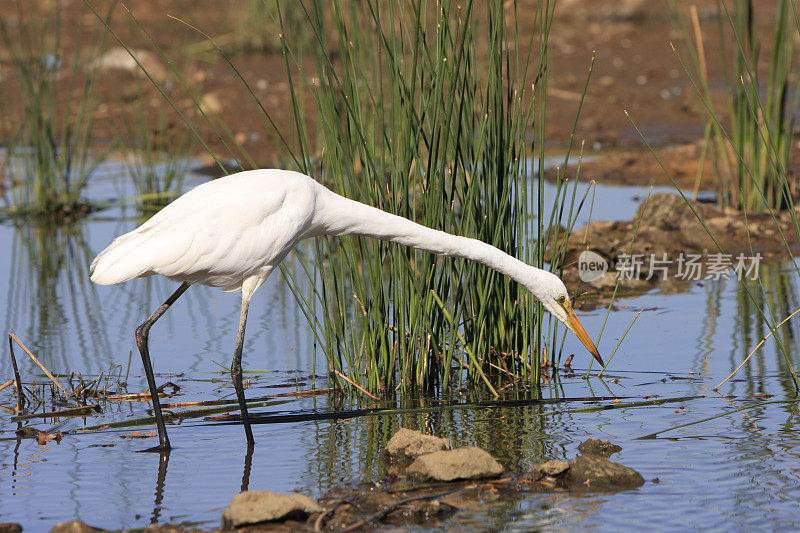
[9,333,68,395]
[333,370,380,401]
[11,404,100,421]
[7,334,25,410]
[715,306,800,390]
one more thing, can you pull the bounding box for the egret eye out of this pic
[556,295,568,305]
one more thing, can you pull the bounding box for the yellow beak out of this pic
[565,307,604,366]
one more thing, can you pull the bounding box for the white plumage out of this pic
[92,170,317,291]
[91,169,601,450]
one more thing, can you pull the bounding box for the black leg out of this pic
[241,443,254,492]
[231,293,255,444]
[135,282,191,452]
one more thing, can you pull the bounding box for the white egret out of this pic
[91,169,602,451]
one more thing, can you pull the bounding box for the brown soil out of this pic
[0,0,784,168]
[568,141,715,189]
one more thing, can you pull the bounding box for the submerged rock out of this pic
[0,524,22,533]
[48,521,102,533]
[144,525,205,533]
[565,455,644,491]
[221,490,321,529]
[320,482,461,530]
[524,439,643,491]
[385,428,451,458]
[577,437,623,458]
[407,446,503,481]
[527,459,571,480]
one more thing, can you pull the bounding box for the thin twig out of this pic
[272,388,330,398]
[313,498,352,532]
[581,180,597,245]
[106,391,167,402]
[0,379,14,393]
[338,489,458,533]
[9,334,68,396]
[333,370,380,400]
[714,306,800,390]
[486,361,520,380]
[598,308,644,378]
[124,349,132,387]
[638,398,794,439]
[8,334,26,410]
[689,5,708,82]
[11,404,101,421]
[429,290,498,397]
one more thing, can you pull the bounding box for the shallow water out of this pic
[1,163,799,531]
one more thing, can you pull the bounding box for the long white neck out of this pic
[311,187,553,299]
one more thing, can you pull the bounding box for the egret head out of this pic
[528,271,604,366]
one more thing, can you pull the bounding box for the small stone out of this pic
[221,490,322,529]
[537,459,571,477]
[385,428,450,458]
[48,521,102,533]
[565,455,644,491]
[577,438,623,458]
[406,446,503,481]
[589,271,622,289]
[0,524,22,533]
[199,92,224,115]
[88,47,170,82]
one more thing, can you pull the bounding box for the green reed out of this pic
[88,0,588,396]
[671,0,797,212]
[5,220,112,373]
[626,111,800,390]
[119,77,196,211]
[0,1,111,217]
[275,0,586,395]
[663,2,800,390]
[734,262,800,392]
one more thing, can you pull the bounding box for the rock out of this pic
[565,455,644,491]
[221,490,322,529]
[385,428,450,458]
[89,47,170,82]
[537,459,571,477]
[525,459,570,481]
[199,92,224,115]
[361,491,397,514]
[636,193,702,230]
[0,524,22,533]
[406,447,503,481]
[577,438,622,458]
[48,521,102,533]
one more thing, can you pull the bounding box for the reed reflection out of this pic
[734,262,800,395]
[3,220,112,375]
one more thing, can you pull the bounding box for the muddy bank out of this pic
[569,139,800,194]
[551,192,799,301]
[569,141,713,189]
